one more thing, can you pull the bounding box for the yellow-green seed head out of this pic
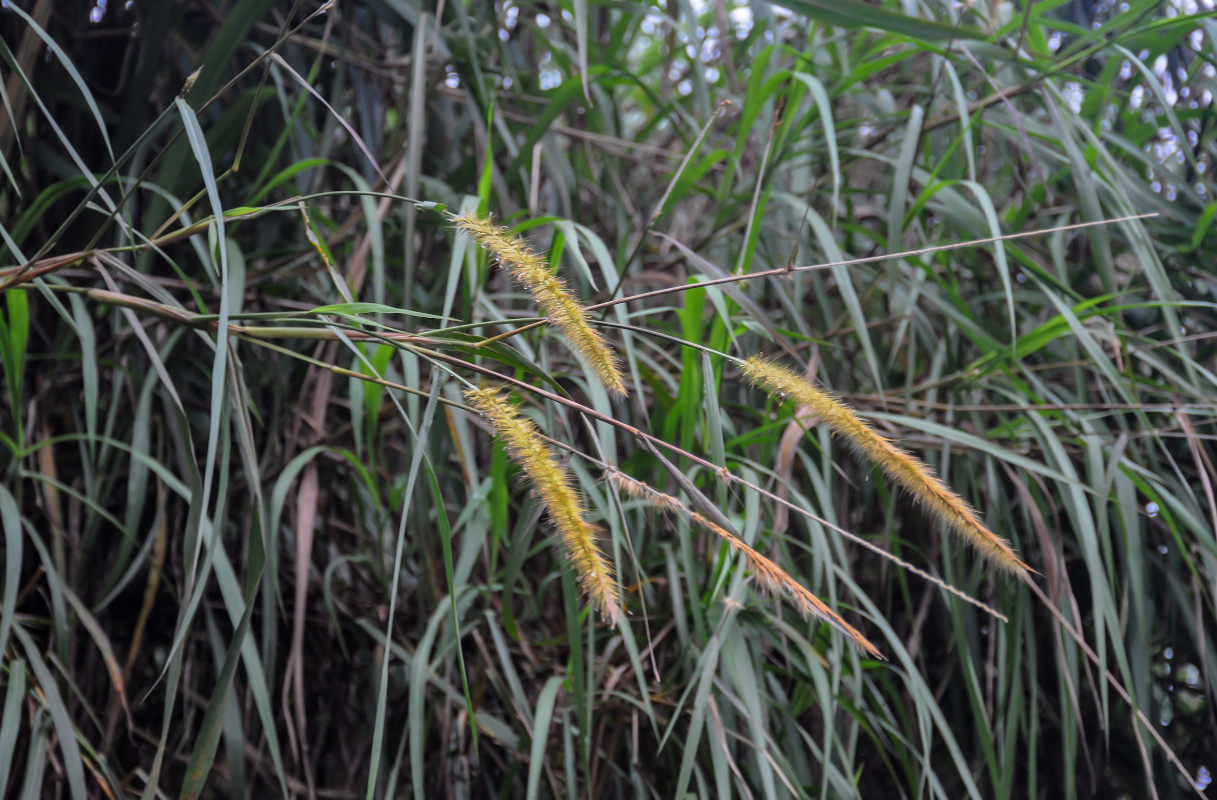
[467,387,622,624]
[455,213,627,397]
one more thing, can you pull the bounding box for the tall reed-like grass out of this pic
[3,3,1211,797]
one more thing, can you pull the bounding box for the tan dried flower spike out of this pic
[688,512,883,659]
[607,468,881,657]
[455,212,627,396]
[742,356,1030,575]
[466,387,622,624]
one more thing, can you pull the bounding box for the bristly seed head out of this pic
[466,387,622,625]
[454,213,628,397]
[742,355,1031,576]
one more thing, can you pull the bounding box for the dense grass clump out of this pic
[1,1,1215,798]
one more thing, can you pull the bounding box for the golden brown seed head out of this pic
[742,356,1030,575]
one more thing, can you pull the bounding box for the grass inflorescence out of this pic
[455,212,627,396]
[465,386,622,624]
[741,355,1031,575]
[607,468,882,657]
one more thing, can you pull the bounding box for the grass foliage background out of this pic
[1,0,1216,797]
